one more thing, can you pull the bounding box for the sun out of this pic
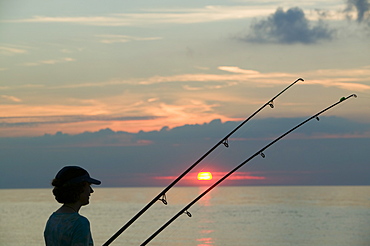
[197,172,213,181]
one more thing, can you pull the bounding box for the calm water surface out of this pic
[0,186,369,246]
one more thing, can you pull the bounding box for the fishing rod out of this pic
[141,94,357,245]
[103,78,303,246]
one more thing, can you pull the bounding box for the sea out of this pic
[0,186,369,246]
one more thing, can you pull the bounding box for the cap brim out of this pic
[87,177,101,185]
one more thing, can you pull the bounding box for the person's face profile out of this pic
[80,182,93,206]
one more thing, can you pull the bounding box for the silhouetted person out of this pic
[44,166,101,246]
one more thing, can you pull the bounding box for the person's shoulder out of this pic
[75,214,90,226]
[47,212,73,220]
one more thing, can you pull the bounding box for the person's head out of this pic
[51,166,101,205]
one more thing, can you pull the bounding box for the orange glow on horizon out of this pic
[153,171,267,186]
[197,172,213,181]
[154,171,266,181]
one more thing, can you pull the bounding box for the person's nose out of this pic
[90,186,94,193]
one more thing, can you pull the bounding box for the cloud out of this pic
[21,57,75,67]
[0,45,28,55]
[242,7,335,44]
[41,66,369,92]
[47,68,293,89]
[1,116,369,188]
[302,66,370,91]
[0,114,161,128]
[1,116,368,147]
[3,6,275,26]
[218,66,261,75]
[345,0,370,23]
[325,81,370,91]
[1,65,368,137]
[97,34,162,44]
[0,84,44,91]
[138,70,294,85]
[217,66,370,92]
[306,78,370,92]
[1,95,22,103]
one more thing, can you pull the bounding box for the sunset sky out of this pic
[1,0,369,188]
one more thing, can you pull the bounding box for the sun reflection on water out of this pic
[197,236,214,246]
[197,187,215,245]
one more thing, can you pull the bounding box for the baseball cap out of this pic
[55,166,101,186]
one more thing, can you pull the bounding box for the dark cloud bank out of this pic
[1,116,369,188]
[0,115,161,127]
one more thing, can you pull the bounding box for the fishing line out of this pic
[354,92,370,98]
[102,78,303,246]
[155,187,218,246]
[186,78,304,184]
[196,79,302,177]
[197,117,271,175]
[140,94,357,245]
[153,192,208,246]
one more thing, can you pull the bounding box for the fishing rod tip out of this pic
[341,94,358,101]
[298,78,304,82]
[340,94,357,102]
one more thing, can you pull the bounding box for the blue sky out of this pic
[0,0,369,188]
